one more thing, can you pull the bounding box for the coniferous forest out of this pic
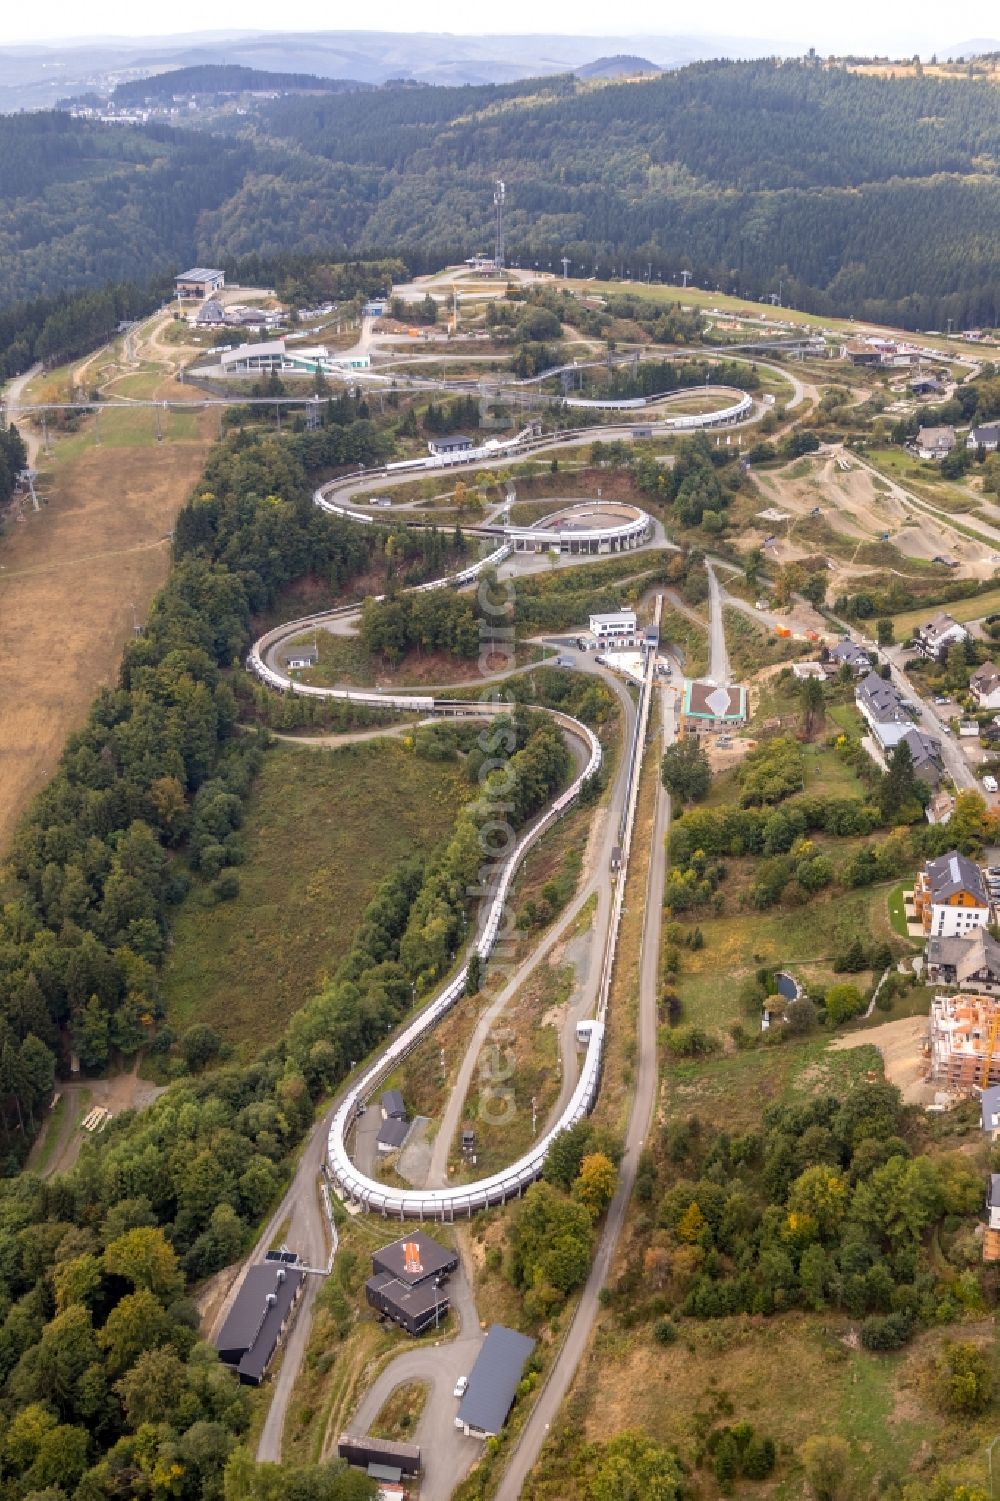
[4,59,1000,325]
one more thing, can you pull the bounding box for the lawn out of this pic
[891,584,1000,638]
[887,880,920,941]
[161,739,470,1054]
[670,885,890,1030]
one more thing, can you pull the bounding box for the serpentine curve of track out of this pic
[248,515,653,1217]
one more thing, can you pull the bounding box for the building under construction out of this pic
[929,993,1000,1090]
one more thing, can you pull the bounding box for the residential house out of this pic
[926,789,956,825]
[970,661,1000,711]
[967,425,1000,453]
[824,639,872,677]
[911,377,944,397]
[925,929,1000,991]
[912,612,970,662]
[855,673,913,749]
[900,727,945,788]
[913,850,991,937]
[913,426,957,460]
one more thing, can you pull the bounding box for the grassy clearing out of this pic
[452,961,567,1179]
[669,881,893,1034]
[530,1305,997,1501]
[370,1380,429,1442]
[161,740,469,1054]
[723,607,811,678]
[891,584,1000,637]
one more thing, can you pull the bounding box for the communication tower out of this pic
[493,179,506,272]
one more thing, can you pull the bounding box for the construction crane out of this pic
[980,1005,1000,1089]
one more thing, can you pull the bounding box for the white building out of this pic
[220,338,286,372]
[589,610,637,641]
[970,662,1000,711]
[915,851,991,938]
[913,612,970,662]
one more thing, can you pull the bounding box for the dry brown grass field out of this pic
[0,312,217,855]
[0,424,215,854]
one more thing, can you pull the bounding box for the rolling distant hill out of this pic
[111,64,366,102]
[2,59,1000,328]
[575,55,663,78]
[0,28,781,109]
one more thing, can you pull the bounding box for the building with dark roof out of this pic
[376,1116,411,1154]
[926,929,1000,992]
[365,1232,459,1336]
[970,661,1000,711]
[900,728,945,789]
[381,1089,406,1120]
[337,1433,421,1478]
[372,1231,458,1285]
[981,1084,1000,1139]
[366,1271,449,1334]
[283,640,318,670]
[455,1325,536,1438]
[825,639,872,676]
[215,1262,304,1384]
[427,433,473,456]
[912,611,970,662]
[967,425,1000,453]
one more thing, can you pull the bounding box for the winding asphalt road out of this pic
[495,682,675,1501]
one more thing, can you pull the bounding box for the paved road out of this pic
[344,1257,484,1501]
[883,645,978,792]
[495,683,676,1501]
[706,560,731,684]
[2,363,43,467]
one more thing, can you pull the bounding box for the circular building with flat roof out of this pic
[504,499,650,555]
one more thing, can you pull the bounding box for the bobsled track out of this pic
[247,493,660,1219]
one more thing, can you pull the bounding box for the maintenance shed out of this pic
[455,1324,536,1438]
[215,1262,304,1384]
[337,1433,421,1478]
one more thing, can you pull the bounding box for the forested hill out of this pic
[110,64,365,101]
[4,59,1000,324]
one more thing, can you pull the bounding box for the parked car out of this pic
[453,1376,468,1398]
[985,775,999,793]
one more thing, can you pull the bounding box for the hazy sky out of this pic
[0,0,995,51]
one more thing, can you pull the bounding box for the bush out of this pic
[212,870,240,901]
[860,1310,913,1351]
[653,1317,678,1345]
[663,1025,720,1058]
[931,1341,993,1417]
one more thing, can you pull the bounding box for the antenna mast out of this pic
[494,179,505,272]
